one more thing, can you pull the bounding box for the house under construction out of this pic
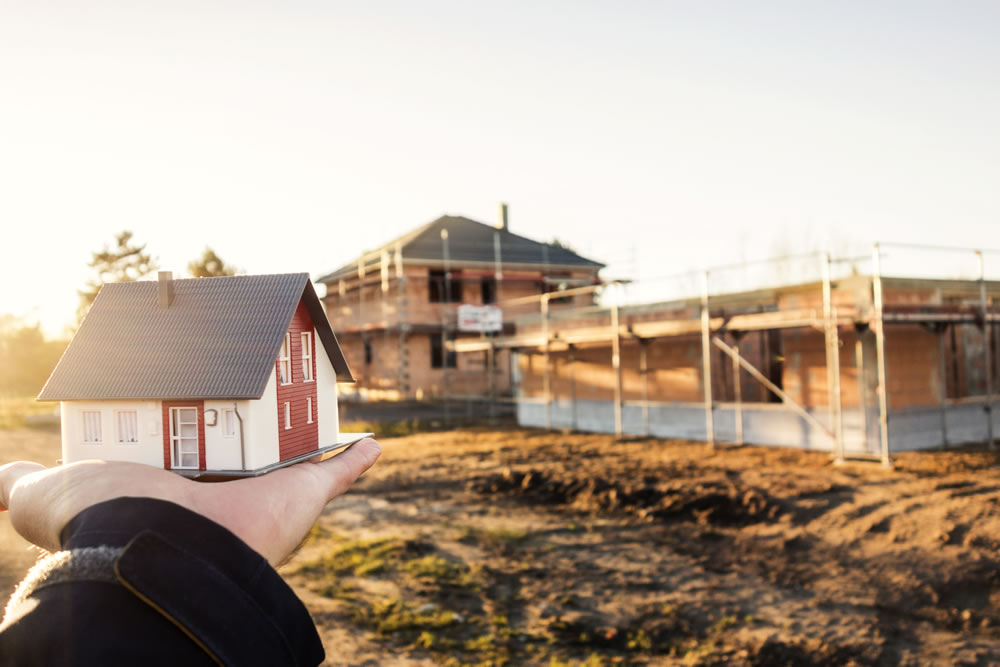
[453,243,1000,466]
[316,208,605,401]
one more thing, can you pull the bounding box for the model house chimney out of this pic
[158,271,174,308]
[497,202,509,231]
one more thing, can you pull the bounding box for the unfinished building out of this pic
[316,209,604,401]
[453,244,999,465]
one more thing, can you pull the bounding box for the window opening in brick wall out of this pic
[429,270,462,303]
[481,277,497,304]
[430,332,457,369]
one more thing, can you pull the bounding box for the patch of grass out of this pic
[627,628,652,651]
[708,614,740,635]
[354,597,458,636]
[547,655,605,667]
[402,554,478,590]
[305,522,331,545]
[296,536,405,578]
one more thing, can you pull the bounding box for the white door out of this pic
[170,407,199,469]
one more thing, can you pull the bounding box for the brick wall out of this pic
[276,300,319,461]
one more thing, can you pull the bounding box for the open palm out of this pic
[0,438,381,566]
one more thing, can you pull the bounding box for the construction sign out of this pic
[457,304,503,333]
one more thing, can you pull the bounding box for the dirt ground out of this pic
[4,426,1000,665]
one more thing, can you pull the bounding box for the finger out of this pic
[0,462,47,512]
[310,437,382,501]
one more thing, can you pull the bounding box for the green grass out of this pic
[355,597,459,636]
[296,536,406,578]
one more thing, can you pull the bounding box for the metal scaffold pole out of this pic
[542,294,551,430]
[822,253,845,463]
[872,244,892,468]
[441,228,451,424]
[701,271,715,447]
[611,304,623,438]
[937,324,949,447]
[732,341,743,446]
[569,345,577,431]
[978,250,994,449]
[640,338,650,437]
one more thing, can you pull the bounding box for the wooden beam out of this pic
[712,337,834,440]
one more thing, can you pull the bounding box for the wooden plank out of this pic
[712,337,834,439]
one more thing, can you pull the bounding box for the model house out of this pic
[316,208,605,400]
[38,272,363,477]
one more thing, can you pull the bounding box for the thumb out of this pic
[311,438,382,501]
[0,462,47,512]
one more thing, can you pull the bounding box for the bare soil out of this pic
[286,428,1000,666]
[4,426,1000,665]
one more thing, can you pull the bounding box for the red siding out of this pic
[276,300,320,461]
[161,401,206,470]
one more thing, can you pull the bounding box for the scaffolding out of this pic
[451,243,1000,467]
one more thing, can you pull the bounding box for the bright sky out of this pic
[3,1,999,337]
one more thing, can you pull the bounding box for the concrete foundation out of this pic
[517,398,998,454]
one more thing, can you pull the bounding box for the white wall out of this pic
[61,400,164,467]
[245,369,280,470]
[316,338,340,445]
[203,400,250,471]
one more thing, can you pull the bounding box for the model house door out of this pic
[169,407,199,468]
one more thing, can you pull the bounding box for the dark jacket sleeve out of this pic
[0,496,325,666]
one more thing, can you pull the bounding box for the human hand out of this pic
[0,438,381,566]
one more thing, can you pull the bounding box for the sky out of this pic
[2,0,999,336]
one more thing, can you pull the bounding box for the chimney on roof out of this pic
[496,202,508,231]
[158,271,174,308]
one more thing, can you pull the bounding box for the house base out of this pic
[176,432,373,481]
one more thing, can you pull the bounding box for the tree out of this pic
[188,247,239,278]
[78,230,157,322]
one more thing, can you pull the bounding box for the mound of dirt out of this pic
[469,467,781,525]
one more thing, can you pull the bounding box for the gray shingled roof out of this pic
[38,273,354,401]
[317,215,604,283]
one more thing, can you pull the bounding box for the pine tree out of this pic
[188,247,239,278]
[78,230,157,322]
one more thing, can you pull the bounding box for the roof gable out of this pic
[317,215,604,283]
[38,273,354,402]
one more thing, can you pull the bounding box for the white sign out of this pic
[457,304,503,333]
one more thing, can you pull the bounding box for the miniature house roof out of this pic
[316,215,605,283]
[38,273,354,401]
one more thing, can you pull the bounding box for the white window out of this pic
[279,333,291,384]
[301,331,313,381]
[116,411,138,444]
[83,411,102,443]
[284,402,291,430]
[169,407,199,469]
[222,408,236,438]
[306,397,313,424]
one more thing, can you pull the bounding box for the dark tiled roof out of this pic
[317,215,604,283]
[38,274,354,401]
